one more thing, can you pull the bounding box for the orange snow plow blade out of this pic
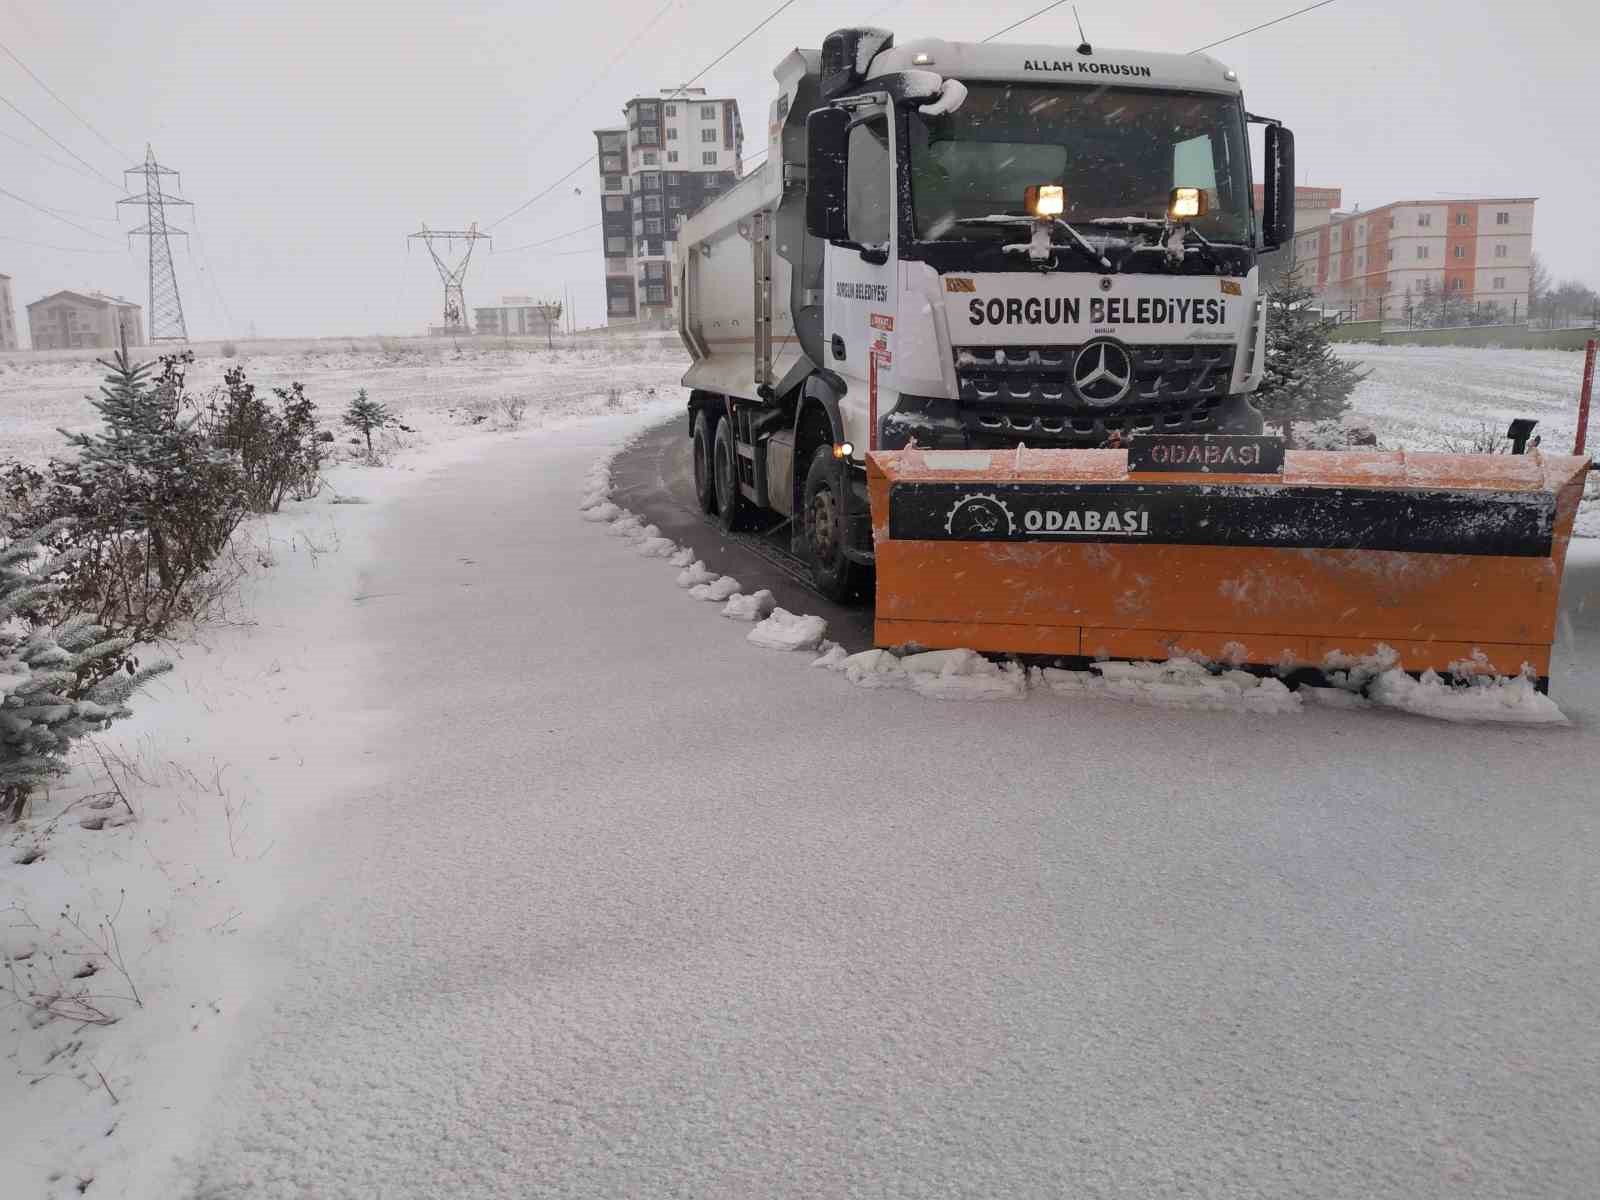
[868,441,1590,688]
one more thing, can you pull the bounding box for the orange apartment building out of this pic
[1286,197,1536,322]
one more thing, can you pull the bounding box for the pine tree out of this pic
[2,521,169,822]
[341,389,392,458]
[1254,275,1371,447]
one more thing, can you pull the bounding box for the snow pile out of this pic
[811,642,849,670]
[837,648,910,688]
[720,590,776,622]
[1042,657,1303,714]
[676,561,717,588]
[608,514,644,538]
[688,576,742,602]
[580,501,620,522]
[635,536,678,558]
[1311,645,1567,724]
[748,609,829,652]
[901,648,1027,701]
[668,546,697,568]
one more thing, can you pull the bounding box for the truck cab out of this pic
[677,27,1294,598]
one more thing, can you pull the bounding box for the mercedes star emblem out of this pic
[1072,340,1134,406]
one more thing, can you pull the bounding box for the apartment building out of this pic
[1290,197,1536,321]
[595,88,743,324]
[0,273,17,350]
[26,290,145,350]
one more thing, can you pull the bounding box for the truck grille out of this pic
[953,343,1236,446]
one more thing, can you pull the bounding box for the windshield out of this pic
[908,83,1253,245]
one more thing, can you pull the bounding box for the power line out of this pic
[0,123,120,189]
[496,222,601,256]
[983,0,1072,43]
[0,183,118,240]
[190,211,235,336]
[0,36,133,163]
[0,231,120,254]
[0,91,119,184]
[1189,0,1339,54]
[486,0,804,232]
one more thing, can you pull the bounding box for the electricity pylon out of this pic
[408,223,490,332]
[118,145,192,342]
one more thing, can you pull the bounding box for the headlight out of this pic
[1168,186,1210,220]
[1025,184,1066,218]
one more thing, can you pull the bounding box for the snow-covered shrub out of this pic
[2,522,170,821]
[1255,275,1371,446]
[195,365,323,510]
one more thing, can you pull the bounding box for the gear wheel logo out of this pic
[944,492,1016,537]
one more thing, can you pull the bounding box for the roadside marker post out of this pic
[1577,338,1595,456]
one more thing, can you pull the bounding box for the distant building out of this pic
[0,273,17,350]
[26,290,145,350]
[1255,186,1343,287]
[474,295,561,337]
[1290,197,1536,322]
[595,87,743,325]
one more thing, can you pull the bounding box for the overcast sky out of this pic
[2,0,1595,341]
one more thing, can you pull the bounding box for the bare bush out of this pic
[499,396,529,427]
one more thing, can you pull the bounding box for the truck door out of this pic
[823,105,897,452]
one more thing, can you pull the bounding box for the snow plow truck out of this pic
[676,27,1589,689]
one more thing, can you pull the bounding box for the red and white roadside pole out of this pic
[1576,338,1596,456]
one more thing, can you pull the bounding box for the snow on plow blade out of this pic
[868,441,1591,688]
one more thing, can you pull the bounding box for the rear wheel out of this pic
[691,410,717,515]
[713,416,748,532]
[802,444,867,600]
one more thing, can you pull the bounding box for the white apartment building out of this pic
[595,88,743,324]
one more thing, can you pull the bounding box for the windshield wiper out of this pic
[954,215,1112,272]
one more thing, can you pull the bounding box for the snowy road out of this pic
[180,419,1600,1198]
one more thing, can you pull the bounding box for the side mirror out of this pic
[1261,124,1295,250]
[806,107,850,243]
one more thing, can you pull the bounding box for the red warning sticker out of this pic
[869,312,895,332]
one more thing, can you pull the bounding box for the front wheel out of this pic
[802,445,867,601]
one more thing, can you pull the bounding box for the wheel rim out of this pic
[810,486,839,566]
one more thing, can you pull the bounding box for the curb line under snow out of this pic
[578,440,1568,723]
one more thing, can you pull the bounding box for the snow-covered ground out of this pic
[2,338,1597,1196]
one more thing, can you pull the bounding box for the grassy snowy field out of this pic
[0,330,690,468]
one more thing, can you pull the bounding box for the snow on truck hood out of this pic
[867,39,1243,95]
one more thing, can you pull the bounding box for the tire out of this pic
[801,444,867,601]
[713,415,748,533]
[691,409,717,515]
[1216,394,1265,435]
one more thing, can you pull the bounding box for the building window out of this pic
[1417,245,1430,260]
[640,172,660,190]
[609,297,631,315]
[639,126,658,145]
[645,217,662,233]
[1417,212,1432,227]
[665,172,679,185]
[700,127,718,143]
[1389,217,1395,229]
[1456,212,1469,226]
[606,236,627,254]
[1386,248,1394,262]
[667,151,679,163]
[601,134,623,151]
[638,102,657,120]
[1450,278,1464,291]
[664,104,676,117]
[1356,255,1363,268]
[601,156,621,173]
[605,196,624,212]
[643,195,661,212]
[702,151,718,165]
[1493,276,1507,289]
[647,285,665,302]
[701,104,716,119]
[668,195,682,208]
[646,262,665,280]
[1453,245,1465,259]
[1494,244,1508,258]
[1496,211,1509,225]
[642,151,658,165]
[674,214,686,229]
[604,174,622,191]
[666,127,678,140]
